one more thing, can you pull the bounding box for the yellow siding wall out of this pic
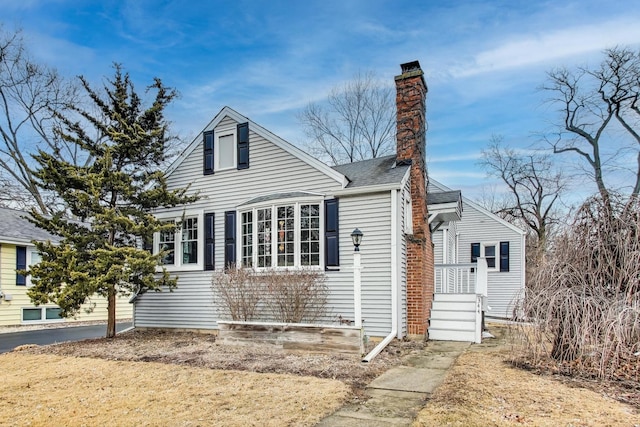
[0,244,133,326]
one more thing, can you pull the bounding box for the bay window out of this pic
[241,202,322,268]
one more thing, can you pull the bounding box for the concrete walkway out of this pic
[316,340,470,427]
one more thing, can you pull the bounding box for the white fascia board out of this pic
[0,237,40,246]
[164,106,348,188]
[429,178,526,236]
[331,182,403,197]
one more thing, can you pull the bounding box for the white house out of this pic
[428,180,526,320]
[134,61,516,348]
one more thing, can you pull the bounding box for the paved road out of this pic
[0,322,132,354]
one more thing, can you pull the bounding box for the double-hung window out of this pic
[155,212,203,270]
[240,201,322,268]
[471,241,509,272]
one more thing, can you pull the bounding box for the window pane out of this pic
[218,134,235,169]
[484,245,495,257]
[257,208,272,267]
[181,218,198,264]
[22,308,42,321]
[487,258,496,268]
[300,204,320,266]
[159,221,175,265]
[242,211,253,267]
[30,251,41,266]
[45,307,62,320]
[277,205,295,267]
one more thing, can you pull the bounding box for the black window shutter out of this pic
[324,199,339,269]
[500,241,510,272]
[471,243,480,263]
[205,213,215,271]
[16,246,27,286]
[203,130,214,175]
[237,122,249,170]
[224,211,236,268]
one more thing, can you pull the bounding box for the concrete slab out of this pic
[402,353,456,369]
[315,413,412,427]
[368,366,448,393]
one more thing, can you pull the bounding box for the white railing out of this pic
[435,258,488,295]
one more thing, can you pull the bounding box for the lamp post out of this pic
[351,228,363,328]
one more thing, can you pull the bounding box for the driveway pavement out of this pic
[0,322,132,354]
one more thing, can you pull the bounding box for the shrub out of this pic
[212,267,329,324]
[512,194,640,381]
[211,266,261,321]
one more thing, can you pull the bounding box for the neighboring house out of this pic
[428,180,526,319]
[135,61,436,344]
[0,207,132,326]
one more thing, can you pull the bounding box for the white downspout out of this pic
[363,189,398,362]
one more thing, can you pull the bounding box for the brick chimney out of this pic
[395,60,434,338]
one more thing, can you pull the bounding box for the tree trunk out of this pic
[106,287,116,338]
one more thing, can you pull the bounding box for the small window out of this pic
[181,217,198,264]
[45,307,62,320]
[159,223,175,265]
[300,204,320,266]
[216,132,236,170]
[154,213,203,270]
[483,244,496,269]
[22,307,63,322]
[241,211,253,267]
[22,308,42,321]
[256,208,272,268]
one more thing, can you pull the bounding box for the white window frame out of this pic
[404,188,413,234]
[481,242,498,272]
[154,210,204,271]
[215,126,237,171]
[26,246,41,287]
[21,306,64,324]
[238,199,324,270]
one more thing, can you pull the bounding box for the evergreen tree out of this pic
[26,65,197,338]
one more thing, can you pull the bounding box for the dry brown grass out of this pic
[0,351,349,427]
[413,325,640,427]
[20,329,404,391]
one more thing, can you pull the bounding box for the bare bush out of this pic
[512,194,640,381]
[212,267,330,323]
[261,268,329,323]
[211,266,262,321]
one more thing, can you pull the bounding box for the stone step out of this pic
[428,327,477,342]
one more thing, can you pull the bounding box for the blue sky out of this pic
[3,0,640,200]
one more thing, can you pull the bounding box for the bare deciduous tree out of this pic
[298,71,395,165]
[0,27,78,214]
[481,135,566,252]
[544,47,640,209]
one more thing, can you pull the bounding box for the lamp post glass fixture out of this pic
[351,228,363,251]
[351,228,363,328]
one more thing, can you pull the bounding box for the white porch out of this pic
[428,259,488,343]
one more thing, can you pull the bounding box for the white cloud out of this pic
[453,17,640,78]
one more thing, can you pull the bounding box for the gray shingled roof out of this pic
[427,190,462,205]
[0,207,59,244]
[331,155,409,188]
[238,191,321,206]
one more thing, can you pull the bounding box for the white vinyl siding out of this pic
[139,115,406,334]
[428,180,525,319]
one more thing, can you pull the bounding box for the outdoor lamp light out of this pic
[351,228,363,251]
